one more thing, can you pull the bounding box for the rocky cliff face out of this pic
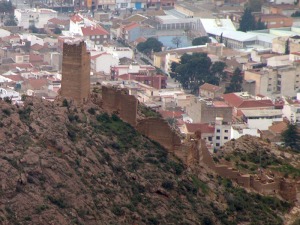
[0,97,291,225]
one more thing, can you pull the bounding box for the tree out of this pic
[282,124,300,151]
[136,37,163,55]
[239,8,256,32]
[285,38,290,55]
[0,1,14,13]
[4,15,17,26]
[291,11,300,17]
[246,0,263,12]
[220,32,223,43]
[256,17,267,30]
[192,36,211,46]
[54,27,62,34]
[225,67,243,93]
[211,61,227,82]
[172,36,182,48]
[170,53,226,93]
[29,25,39,33]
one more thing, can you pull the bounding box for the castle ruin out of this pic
[61,41,90,103]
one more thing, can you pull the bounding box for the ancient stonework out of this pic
[61,41,90,103]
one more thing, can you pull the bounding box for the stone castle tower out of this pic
[61,41,90,103]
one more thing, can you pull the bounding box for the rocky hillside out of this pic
[0,97,291,225]
[216,135,300,179]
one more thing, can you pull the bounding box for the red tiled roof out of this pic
[48,17,69,26]
[81,25,109,36]
[26,78,48,90]
[30,53,43,62]
[185,123,215,133]
[159,110,184,119]
[135,36,147,43]
[90,53,108,60]
[239,100,273,108]
[269,121,287,134]
[70,14,83,23]
[223,93,273,108]
[2,75,24,82]
[291,52,300,56]
[9,63,34,69]
[123,22,139,31]
[31,43,44,51]
[200,83,222,92]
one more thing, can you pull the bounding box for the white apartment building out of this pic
[241,109,283,130]
[91,52,119,74]
[0,88,21,103]
[213,117,261,150]
[213,117,231,150]
[282,96,300,124]
[14,8,58,29]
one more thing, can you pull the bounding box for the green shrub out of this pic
[88,107,96,115]
[2,108,11,116]
[111,205,124,216]
[162,180,174,190]
[47,195,68,209]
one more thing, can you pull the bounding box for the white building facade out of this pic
[241,109,283,130]
[15,8,58,29]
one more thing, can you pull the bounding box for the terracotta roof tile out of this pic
[200,83,222,92]
[159,110,184,119]
[185,123,215,133]
[31,43,44,51]
[30,53,43,62]
[123,22,140,31]
[26,78,48,90]
[81,25,109,36]
[70,14,83,23]
[223,93,273,108]
[48,17,69,26]
[2,75,24,82]
[269,121,287,134]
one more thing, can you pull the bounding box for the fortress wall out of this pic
[136,117,181,153]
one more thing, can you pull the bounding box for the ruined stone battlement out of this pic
[99,85,297,202]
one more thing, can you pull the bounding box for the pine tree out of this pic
[256,18,267,30]
[220,32,223,44]
[285,38,290,55]
[282,124,300,151]
[225,67,243,93]
[239,8,256,32]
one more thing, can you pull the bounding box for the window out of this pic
[96,41,100,44]
[224,136,228,140]
[208,137,212,141]
[121,3,127,7]
[216,143,220,147]
[216,136,220,140]
[224,130,228,133]
[216,129,220,133]
[91,35,95,39]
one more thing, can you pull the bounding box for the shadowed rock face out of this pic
[0,96,290,225]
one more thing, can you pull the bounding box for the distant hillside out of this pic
[0,97,291,225]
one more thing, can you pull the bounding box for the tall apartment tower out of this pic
[61,41,90,103]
